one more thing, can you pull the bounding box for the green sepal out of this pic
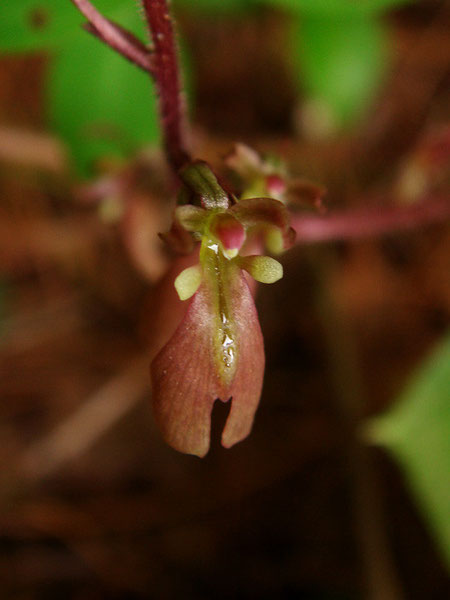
[179,161,230,210]
[175,205,207,234]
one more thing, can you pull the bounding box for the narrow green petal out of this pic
[174,265,202,301]
[239,256,283,284]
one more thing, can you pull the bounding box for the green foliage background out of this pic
[368,333,450,569]
[0,1,159,175]
[0,0,412,173]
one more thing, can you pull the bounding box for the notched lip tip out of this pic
[189,445,210,458]
[165,439,210,459]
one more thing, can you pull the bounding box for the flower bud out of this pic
[265,174,287,200]
[210,213,246,257]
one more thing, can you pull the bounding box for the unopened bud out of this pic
[211,213,246,255]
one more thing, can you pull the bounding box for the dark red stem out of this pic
[142,0,190,172]
[291,195,450,244]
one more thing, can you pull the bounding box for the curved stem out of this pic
[70,0,191,175]
[70,0,153,72]
[292,195,450,244]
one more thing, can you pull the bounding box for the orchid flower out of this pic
[151,160,295,457]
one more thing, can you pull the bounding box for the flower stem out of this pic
[291,195,450,244]
[142,0,190,172]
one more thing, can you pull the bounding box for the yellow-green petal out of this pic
[239,255,283,284]
[174,265,202,301]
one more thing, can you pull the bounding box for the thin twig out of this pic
[1,296,82,355]
[292,195,450,244]
[70,0,154,72]
[142,0,190,171]
[18,356,150,481]
[71,0,190,174]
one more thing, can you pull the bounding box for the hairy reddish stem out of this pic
[142,0,190,172]
[70,0,153,72]
[291,195,450,244]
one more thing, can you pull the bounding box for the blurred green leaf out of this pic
[0,0,123,52]
[367,333,450,568]
[1,1,195,176]
[47,6,160,176]
[291,14,386,132]
[266,0,411,17]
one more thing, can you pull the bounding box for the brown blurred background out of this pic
[0,1,449,598]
